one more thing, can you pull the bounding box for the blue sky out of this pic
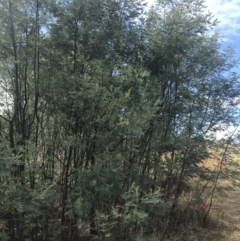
[206,0,240,73]
[147,0,240,72]
[194,0,240,139]
[147,0,240,140]
[196,0,240,139]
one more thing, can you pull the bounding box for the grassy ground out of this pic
[82,146,240,241]
[160,190,240,241]
[167,145,240,241]
[209,190,240,241]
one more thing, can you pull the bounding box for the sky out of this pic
[146,0,240,140]
[206,0,240,73]
[197,0,240,140]
[146,0,240,66]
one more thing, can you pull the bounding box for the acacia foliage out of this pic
[0,0,240,240]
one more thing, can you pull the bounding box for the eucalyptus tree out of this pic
[143,0,240,211]
[0,0,54,240]
[40,0,155,238]
[0,0,239,240]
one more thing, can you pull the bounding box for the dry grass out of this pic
[163,145,240,241]
[81,145,240,241]
[159,190,240,241]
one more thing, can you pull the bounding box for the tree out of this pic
[0,0,239,240]
[143,0,240,214]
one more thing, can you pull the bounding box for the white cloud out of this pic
[214,124,240,140]
[205,0,240,36]
[146,0,240,36]
[146,0,156,7]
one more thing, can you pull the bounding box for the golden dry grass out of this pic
[163,190,240,241]
[83,145,240,241]
[165,145,240,241]
[191,148,240,240]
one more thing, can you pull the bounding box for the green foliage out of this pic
[0,0,239,240]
